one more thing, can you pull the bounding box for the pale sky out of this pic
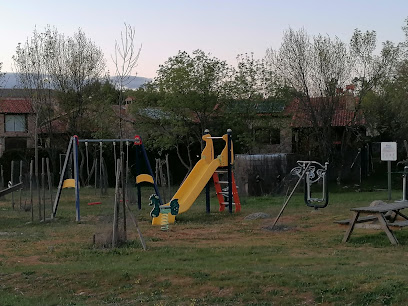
[1,0,408,78]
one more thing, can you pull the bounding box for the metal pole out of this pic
[99,142,103,197]
[271,163,312,229]
[78,138,139,143]
[227,129,233,213]
[121,152,127,242]
[73,136,80,222]
[112,159,121,248]
[166,153,171,207]
[126,141,129,201]
[85,142,90,179]
[388,161,392,201]
[42,157,46,221]
[30,160,33,222]
[113,141,117,175]
[135,145,141,209]
[52,137,73,218]
[11,160,14,210]
[46,158,53,212]
[403,166,408,201]
[19,160,23,210]
[305,169,311,202]
[0,165,3,189]
[94,158,98,194]
[204,129,211,214]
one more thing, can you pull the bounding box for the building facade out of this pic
[0,97,35,156]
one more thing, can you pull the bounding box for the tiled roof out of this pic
[288,97,365,128]
[0,98,34,114]
[331,109,365,127]
[292,109,365,127]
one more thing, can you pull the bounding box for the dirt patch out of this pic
[244,212,271,220]
[262,224,295,232]
[7,255,43,265]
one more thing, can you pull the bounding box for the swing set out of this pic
[51,135,162,221]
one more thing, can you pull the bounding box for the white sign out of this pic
[381,142,397,161]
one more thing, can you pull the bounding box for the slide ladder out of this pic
[213,170,241,212]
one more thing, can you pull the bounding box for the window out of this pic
[5,137,27,150]
[255,128,280,145]
[5,115,27,132]
[270,128,280,144]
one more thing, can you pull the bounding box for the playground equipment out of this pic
[1,158,52,223]
[52,135,161,221]
[291,161,329,209]
[0,182,23,197]
[395,166,408,202]
[271,160,329,228]
[151,129,241,226]
[149,194,179,230]
[62,179,75,189]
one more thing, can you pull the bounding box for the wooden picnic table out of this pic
[342,202,408,245]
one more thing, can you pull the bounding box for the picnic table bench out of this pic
[339,202,408,245]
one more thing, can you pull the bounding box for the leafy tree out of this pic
[133,50,231,171]
[45,27,107,135]
[75,79,120,139]
[350,29,400,116]
[361,20,408,144]
[226,53,293,153]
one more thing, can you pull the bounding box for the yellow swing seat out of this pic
[62,179,76,189]
[136,174,154,184]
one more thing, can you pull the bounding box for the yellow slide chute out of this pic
[152,133,231,225]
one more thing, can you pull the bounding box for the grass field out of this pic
[1,186,408,305]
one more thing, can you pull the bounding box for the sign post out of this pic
[381,142,397,200]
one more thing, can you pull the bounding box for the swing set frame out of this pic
[51,135,162,221]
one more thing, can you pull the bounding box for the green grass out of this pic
[1,187,408,305]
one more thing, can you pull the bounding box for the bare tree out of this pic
[13,26,109,219]
[46,28,106,135]
[111,23,142,246]
[267,28,352,161]
[13,27,55,220]
[111,23,142,140]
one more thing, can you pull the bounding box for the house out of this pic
[234,89,368,195]
[0,96,35,156]
[39,101,139,144]
[226,99,294,154]
[288,91,366,157]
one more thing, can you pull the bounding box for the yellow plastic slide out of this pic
[152,133,229,225]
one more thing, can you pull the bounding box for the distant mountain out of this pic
[110,76,151,89]
[1,73,19,89]
[1,73,151,90]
